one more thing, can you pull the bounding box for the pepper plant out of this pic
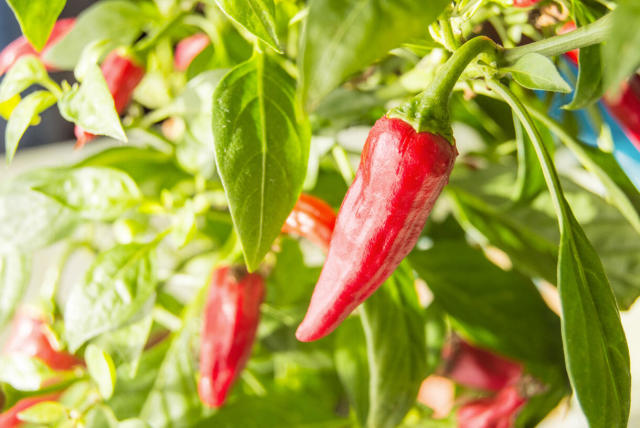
[0,0,639,427]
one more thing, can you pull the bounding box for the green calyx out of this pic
[388,36,498,143]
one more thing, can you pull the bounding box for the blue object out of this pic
[550,60,640,189]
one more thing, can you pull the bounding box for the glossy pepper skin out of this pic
[198,266,265,407]
[3,309,82,371]
[444,341,522,392]
[174,33,210,71]
[74,51,145,148]
[0,393,61,427]
[457,385,527,428]
[0,18,75,76]
[282,193,337,252]
[296,116,457,342]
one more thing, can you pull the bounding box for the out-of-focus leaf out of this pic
[503,53,571,93]
[17,400,68,424]
[58,63,126,142]
[0,253,30,328]
[95,315,152,379]
[212,52,310,271]
[86,344,117,400]
[0,355,58,391]
[43,0,147,69]
[5,90,56,163]
[34,167,141,221]
[564,44,603,109]
[299,0,449,109]
[0,56,51,103]
[603,0,640,94]
[64,243,157,351]
[5,0,66,50]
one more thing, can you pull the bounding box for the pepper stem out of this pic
[388,36,497,141]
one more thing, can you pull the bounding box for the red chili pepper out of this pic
[3,309,82,371]
[296,116,457,342]
[74,51,145,148]
[0,18,75,76]
[174,33,210,71]
[0,393,61,428]
[282,193,337,252]
[457,385,527,428]
[513,0,541,7]
[198,266,265,407]
[443,341,522,392]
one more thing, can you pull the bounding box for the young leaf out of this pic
[64,243,157,351]
[16,401,68,424]
[212,52,310,271]
[0,189,78,255]
[33,167,141,221]
[603,0,640,94]
[5,91,57,163]
[58,63,127,142]
[409,241,563,368]
[214,0,281,52]
[42,0,146,69]
[299,0,449,109]
[0,253,31,328]
[360,262,442,428]
[0,355,58,391]
[5,0,66,51]
[86,344,117,400]
[0,56,52,103]
[563,45,603,110]
[503,53,571,93]
[335,319,369,427]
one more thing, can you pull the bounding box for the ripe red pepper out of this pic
[513,0,541,7]
[457,385,527,428]
[0,393,61,428]
[295,37,497,343]
[282,193,337,252]
[74,51,145,148]
[296,116,457,341]
[198,266,265,407]
[0,18,75,76]
[3,309,82,371]
[174,33,210,71]
[443,340,522,392]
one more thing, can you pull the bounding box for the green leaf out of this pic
[0,254,30,328]
[558,209,631,428]
[513,114,553,204]
[0,355,58,391]
[17,400,68,424]
[360,262,441,428]
[335,318,369,427]
[42,0,146,69]
[64,243,157,351]
[0,56,51,103]
[119,419,151,428]
[58,63,127,142]
[214,0,281,51]
[5,91,57,163]
[33,167,141,221]
[409,241,563,368]
[603,0,640,94]
[86,344,117,400]
[299,0,449,109]
[448,188,558,283]
[139,293,204,427]
[212,52,310,271]
[95,315,153,379]
[5,0,66,51]
[0,189,78,255]
[504,53,571,93]
[563,44,603,110]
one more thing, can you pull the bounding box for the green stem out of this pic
[388,36,497,140]
[487,79,568,226]
[502,13,612,64]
